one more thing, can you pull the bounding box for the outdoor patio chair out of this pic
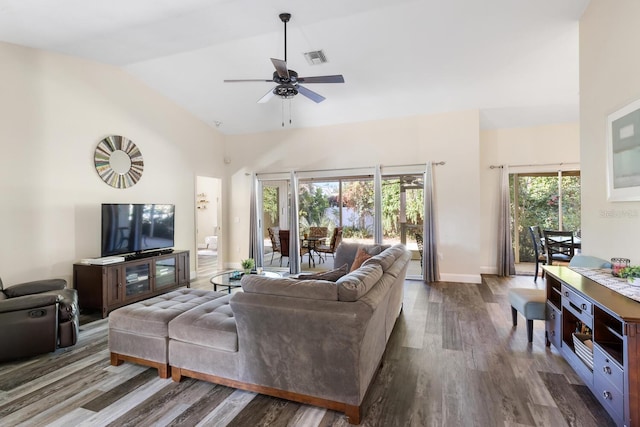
[316,227,343,262]
[278,230,310,267]
[267,226,281,265]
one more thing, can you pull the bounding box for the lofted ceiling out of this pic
[0,0,590,134]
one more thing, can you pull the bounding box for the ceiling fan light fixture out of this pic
[304,50,328,66]
[274,84,298,99]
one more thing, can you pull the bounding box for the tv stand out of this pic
[74,250,190,318]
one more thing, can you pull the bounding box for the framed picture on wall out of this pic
[607,98,640,201]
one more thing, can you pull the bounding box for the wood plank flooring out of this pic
[0,275,616,426]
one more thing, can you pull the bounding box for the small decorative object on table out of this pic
[611,257,630,276]
[619,265,640,286]
[240,258,255,275]
[229,271,243,280]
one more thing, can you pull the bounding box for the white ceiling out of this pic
[0,0,590,134]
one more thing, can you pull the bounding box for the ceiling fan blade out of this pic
[270,58,289,79]
[257,87,276,103]
[297,75,345,84]
[297,85,326,103]
[224,79,272,82]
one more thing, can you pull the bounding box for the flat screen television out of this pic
[101,203,175,257]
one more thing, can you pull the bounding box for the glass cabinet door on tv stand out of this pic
[155,256,178,289]
[124,261,152,297]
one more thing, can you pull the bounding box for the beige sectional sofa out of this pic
[109,243,411,424]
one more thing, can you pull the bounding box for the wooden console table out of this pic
[544,265,640,427]
[74,250,190,318]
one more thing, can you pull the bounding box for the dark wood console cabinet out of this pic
[73,250,190,318]
[544,266,640,427]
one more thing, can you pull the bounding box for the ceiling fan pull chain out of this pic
[289,99,292,124]
[282,100,285,127]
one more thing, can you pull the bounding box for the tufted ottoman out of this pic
[169,294,239,381]
[109,288,227,378]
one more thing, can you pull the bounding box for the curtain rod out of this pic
[256,161,446,177]
[489,161,579,169]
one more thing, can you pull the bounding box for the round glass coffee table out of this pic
[210,270,282,293]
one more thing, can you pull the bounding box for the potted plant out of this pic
[240,258,255,275]
[618,265,640,286]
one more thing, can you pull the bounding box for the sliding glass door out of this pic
[261,180,289,269]
[256,165,433,277]
[511,171,581,264]
[381,174,424,278]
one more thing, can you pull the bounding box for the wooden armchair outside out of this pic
[278,230,310,267]
[309,226,328,239]
[316,227,343,262]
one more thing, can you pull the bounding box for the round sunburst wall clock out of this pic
[94,135,144,188]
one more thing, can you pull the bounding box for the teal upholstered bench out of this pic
[508,288,546,343]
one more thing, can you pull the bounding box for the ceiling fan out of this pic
[224,13,345,104]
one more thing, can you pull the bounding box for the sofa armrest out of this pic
[3,279,67,298]
[0,294,60,314]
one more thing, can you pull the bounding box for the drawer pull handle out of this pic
[550,313,555,320]
[603,366,612,375]
[603,391,612,400]
[564,291,569,297]
[581,303,587,310]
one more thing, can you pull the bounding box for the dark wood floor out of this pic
[0,275,615,426]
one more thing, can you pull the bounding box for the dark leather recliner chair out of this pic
[0,277,79,362]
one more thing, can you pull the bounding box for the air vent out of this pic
[304,50,328,65]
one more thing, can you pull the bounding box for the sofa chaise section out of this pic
[170,244,411,424]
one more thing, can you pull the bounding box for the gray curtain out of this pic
[497,166,515,276]
[248,173,263,268]
[423,162,440,282]
[374,165,383,244]
[289,171,301,275]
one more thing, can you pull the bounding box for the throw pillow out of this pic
[295,264,349,282]
[350,247,373,272]
[0,290,6,301]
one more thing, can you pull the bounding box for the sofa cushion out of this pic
[362,245,404,271]
[296,264,349,282]
[109,289,226,338]
[242,275,338,301]
[336,263,383,301]
[0,291,6,301]
[169,294,238,352]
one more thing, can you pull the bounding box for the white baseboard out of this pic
[480,266,498,275]
[439,273,482,284]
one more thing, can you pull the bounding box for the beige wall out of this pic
[580,0,640,263]
[224,110,483,282]
[479,123,580,273]
[0,42,224,286]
